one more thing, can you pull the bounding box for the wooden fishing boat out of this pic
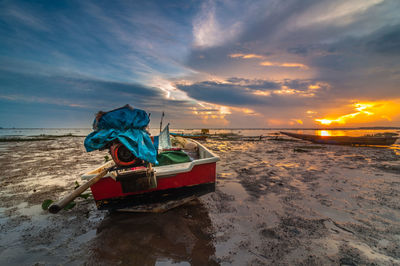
[280,131,399,146]
[48,106,217,213]
[170,132,208,140]
[81,140,219,210]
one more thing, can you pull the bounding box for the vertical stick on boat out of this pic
[48,164,113,214]
[160,111,164,133]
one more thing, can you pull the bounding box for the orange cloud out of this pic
[229,53,264,59]
[315,100,400,126]
[260,61,309,69]
[252,90,271,96]
[292,119,303,125]
[272,83,322,97]
[191,102,259,126]
[191,105,230,126]
[267,119,286,126]
[267,118,303,126]
[229,53,309,70]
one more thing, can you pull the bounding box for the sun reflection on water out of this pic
[318,130,330,136]
[315,130,347,136]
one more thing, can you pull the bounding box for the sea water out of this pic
[1,127,399,138]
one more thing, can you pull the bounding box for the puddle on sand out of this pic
[85,199,218,266]
[222,181,248,202]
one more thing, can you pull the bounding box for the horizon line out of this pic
[1,126,400,130]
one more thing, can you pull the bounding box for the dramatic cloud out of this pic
[176,78,329,107]
[1,0,399,127]
[0,70,201,127]
[192,1,243,48]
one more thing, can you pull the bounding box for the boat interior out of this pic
[82,140,219,180]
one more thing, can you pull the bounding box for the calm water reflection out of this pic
[86,199,218,266]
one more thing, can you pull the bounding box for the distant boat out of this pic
[170,132,208,140]
[280,131,399,146]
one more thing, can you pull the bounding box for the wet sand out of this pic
[0,136,399,265]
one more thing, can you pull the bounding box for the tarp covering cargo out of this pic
[156,150,191,166]
[84,105,158,164]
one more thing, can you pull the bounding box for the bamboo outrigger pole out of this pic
[48,164,114,214]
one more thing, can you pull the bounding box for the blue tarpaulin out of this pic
[84,105,158,164]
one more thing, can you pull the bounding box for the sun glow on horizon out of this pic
[319,130,330,136]
[315,100,400,126]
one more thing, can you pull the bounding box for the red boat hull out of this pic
[90,162,216,210]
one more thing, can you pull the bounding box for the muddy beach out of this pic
[0,136,400,265]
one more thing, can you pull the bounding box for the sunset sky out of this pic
[1,0,400,128]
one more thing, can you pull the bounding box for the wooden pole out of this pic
[48,165,112,214]
[160,111,164,133]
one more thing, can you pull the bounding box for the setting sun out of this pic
[319,130,330,136]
